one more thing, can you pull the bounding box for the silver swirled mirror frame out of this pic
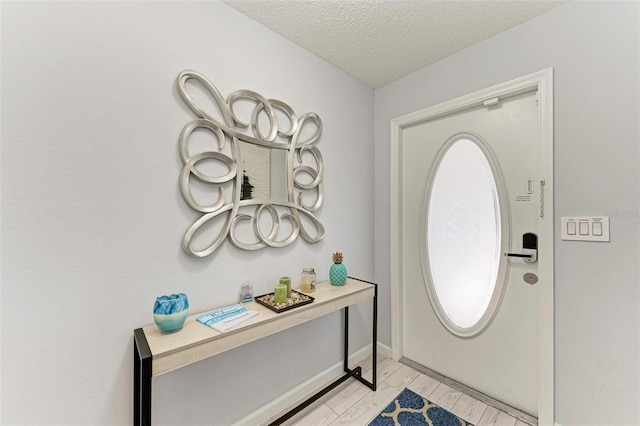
[176,70,324,257]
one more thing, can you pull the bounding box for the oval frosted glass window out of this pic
[426,138,502,331]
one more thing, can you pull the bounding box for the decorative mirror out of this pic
[176,70,324,257]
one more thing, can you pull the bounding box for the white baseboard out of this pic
[377,341,392,358]
[234,342,390,426]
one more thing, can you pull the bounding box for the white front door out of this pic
[393,74,553,418]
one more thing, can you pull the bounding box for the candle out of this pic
[300,268,316,293]
[280,276,292,298]
[274,283,287,304]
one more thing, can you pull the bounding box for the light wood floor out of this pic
[287,354,535,426]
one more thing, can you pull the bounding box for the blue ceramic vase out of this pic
[153,293,189,333]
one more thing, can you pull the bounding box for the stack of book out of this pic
[196,304,260,333]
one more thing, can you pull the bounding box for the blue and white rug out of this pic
[369,388,472,426]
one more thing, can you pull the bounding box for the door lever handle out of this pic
[504,233,538,263]
[504,249,537,263]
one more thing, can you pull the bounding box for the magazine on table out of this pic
[196,304,260,332]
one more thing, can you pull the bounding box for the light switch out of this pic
[579,222,589,235]
[592,222,603,236]
[561,217,610,242]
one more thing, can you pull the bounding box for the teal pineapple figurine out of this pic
[330,251,348,286]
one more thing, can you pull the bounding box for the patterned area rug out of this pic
[369,388,473,426]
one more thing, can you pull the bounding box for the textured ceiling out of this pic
[222,0,564,88]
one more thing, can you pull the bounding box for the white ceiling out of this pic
[222,0,564,88]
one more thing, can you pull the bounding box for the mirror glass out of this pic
[239,142,287,201]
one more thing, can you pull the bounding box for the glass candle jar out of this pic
[300,268,316,293]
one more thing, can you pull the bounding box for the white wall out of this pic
[0,2,374,425]
[374,1,639,425]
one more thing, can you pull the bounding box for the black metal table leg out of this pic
[346,278,377,391]
[370,281,378,390]
[344,306,350,373]
[134,328,152,426]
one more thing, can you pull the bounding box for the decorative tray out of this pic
[254,290,315,313]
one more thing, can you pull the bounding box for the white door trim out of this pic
[390,68,554,424]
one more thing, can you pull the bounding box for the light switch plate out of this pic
[561,216,610,241]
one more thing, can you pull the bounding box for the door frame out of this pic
[389,68,554,424]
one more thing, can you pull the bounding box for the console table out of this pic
[133,277,377,425]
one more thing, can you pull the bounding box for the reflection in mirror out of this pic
[238,142,287,201]
[270,150,287,201]
[176,70,324,257]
